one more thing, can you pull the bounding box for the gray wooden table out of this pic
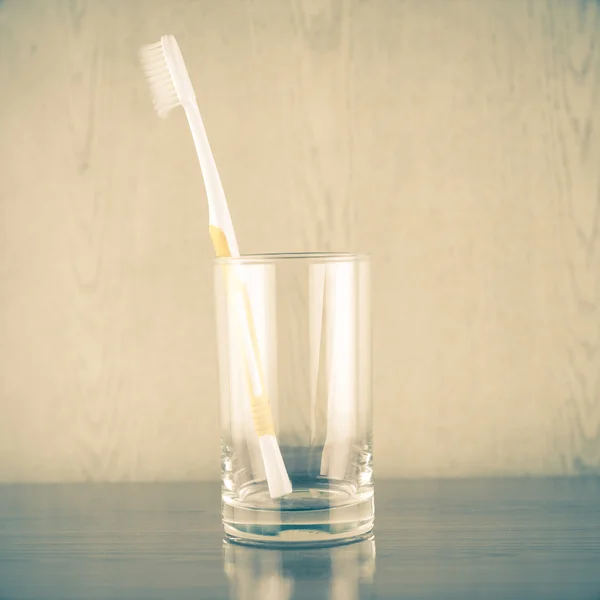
[0,479,599,599]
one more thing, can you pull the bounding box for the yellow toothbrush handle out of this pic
[209,225,231,258]
[210,225,276,437]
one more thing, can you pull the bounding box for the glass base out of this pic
[222,478,374,547]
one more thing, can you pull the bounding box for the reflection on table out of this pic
[223,537,376,600]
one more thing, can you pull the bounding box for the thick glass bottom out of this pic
[222,478,374,547]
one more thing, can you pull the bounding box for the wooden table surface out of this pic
[0,479,599,599]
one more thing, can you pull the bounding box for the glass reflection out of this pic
[223,537,376,600]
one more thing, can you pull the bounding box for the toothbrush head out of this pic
[138,35,195,118]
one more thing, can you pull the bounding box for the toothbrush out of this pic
[139,35,292,499]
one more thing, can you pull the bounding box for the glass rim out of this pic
[214,252,369,265]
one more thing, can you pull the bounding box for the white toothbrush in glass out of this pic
[139,35,292,499]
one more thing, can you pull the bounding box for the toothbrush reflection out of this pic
[223,537,376,600]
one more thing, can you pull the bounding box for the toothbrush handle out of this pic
[186,102,239,257]
[209,225,231,258]
[210,226,275,435]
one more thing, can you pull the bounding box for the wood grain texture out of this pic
[0,480,599,599]
[0,0,599,481]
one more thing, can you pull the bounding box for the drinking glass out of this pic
[214,253,372,545]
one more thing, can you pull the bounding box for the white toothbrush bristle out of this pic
[138,41,180,118]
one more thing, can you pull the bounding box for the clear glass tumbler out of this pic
[214,252,373,545]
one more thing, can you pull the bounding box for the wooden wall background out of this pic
[0,0,599,481]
